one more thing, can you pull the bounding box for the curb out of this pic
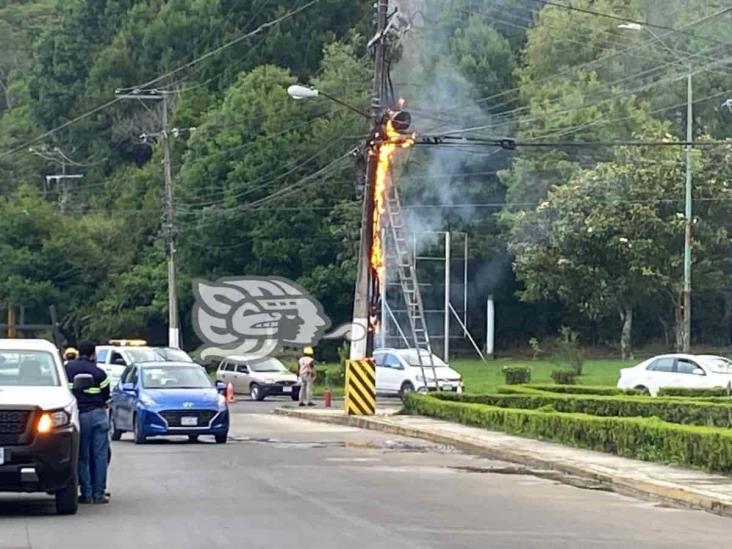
[275,407,732,518]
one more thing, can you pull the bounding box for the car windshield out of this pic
[404,351,447,367]
[126,347,193,364]
[249,358,289,372]
[141,366,212,389]
[0,350,60,387]
[699,356,732,374]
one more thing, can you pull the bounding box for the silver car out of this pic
[216,356,300,401]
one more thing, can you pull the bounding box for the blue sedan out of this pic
[110,362,229,444]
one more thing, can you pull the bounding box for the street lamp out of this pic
[619,22,694,352]
[287,84,370,119]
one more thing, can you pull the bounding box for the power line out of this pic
[0,1,321,161]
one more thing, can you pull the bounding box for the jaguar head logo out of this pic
[192,276,331,361]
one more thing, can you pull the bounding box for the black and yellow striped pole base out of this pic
[345,358,376,416]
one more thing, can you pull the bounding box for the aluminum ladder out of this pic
[383,183,439,390]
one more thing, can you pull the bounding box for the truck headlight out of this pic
[217,394,227,409]
[37,410,71,433]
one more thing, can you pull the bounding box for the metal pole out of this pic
[463,233,468,337]
[380,225,387,349]
[486,296,495,356]
[683,70,693,352]
[162,93,180,349]
[444,231,450,362]
[349,0,388,360]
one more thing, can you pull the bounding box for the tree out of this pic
[510,123,732,357]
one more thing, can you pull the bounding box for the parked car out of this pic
[0,338,93,515]
[216,356,300,401]
[110,362,229,444]
[373,348,464,396]
[96,339,194,388]
[617,354,732,396]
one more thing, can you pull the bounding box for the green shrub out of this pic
[550,368,577,385]
[553,326,584,374]
[658,387,732,398]
[526,384,641,396]
[403,393,732,473]
[502,365,531,385]
[434,392,732,428]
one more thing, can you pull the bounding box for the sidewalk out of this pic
[275,406,732,518]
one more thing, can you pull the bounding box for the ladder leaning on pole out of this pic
[383,183,438,390]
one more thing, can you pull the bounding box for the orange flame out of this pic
[370,120,414,288]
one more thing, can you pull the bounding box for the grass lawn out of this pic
[451,358,637,394]
[305,357,637,396]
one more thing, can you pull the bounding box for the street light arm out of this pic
[313,90,371,120]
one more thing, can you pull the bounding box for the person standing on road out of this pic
[298,347,316,407]
[62,347,78,365]
[65,340,111,504]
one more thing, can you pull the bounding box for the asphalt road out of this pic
[1,409,731,549]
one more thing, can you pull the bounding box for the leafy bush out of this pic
[403,393,732,473]
[502,365,531,385]
[529,337,542,360]
[553,326,584,374]
[658,387,732,398]
[435,392,732,428]
[550,368,577,385]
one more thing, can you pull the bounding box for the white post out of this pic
[380,225,387,349]
[486,296,495,356]
[444,232,451,362]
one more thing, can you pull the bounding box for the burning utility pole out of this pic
[349,0,390,361]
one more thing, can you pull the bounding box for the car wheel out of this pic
[188,434,199,443]
[250,383,264,401]
[215,432,228,444]
[133,414,146,444]
[634,385,650,396]
[55,480,78,515]
[110,413,123,441]
[400,381,415,399]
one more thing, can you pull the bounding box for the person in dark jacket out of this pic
[65,340,111,504]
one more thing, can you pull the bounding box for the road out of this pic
[1,403,730,549]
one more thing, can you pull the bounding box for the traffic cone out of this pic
[226,382,235,403]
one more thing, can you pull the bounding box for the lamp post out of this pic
[619,23,693,351]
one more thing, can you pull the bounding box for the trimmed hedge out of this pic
[403,393,732,473]
[550,368,577,385]
[499,384,640,396]
[658,387,732,398]
[434,392,732,428]
[502,366,531,385]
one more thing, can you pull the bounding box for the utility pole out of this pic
[115,89,180,348]
[349,0,389,360]
[29,146,84,213]
[682,70,693,352]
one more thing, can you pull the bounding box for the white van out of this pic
[0,339,92,514]
[374,348,464,396]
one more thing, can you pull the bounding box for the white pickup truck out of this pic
[0,338,94,514]
[95,340,194,388]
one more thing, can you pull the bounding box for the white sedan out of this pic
[617,354,732,396]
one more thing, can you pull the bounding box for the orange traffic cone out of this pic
[226,382,235,403]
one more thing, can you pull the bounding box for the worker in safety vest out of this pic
[298,347,316,407]
[62,347,79,365]
[65,340,111,504]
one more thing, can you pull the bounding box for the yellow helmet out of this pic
[63,347,79,360]
[303,346,314,356]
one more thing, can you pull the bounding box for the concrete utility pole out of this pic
[349,0,389,360]
[115,89,180,348]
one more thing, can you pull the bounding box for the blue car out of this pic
[110,362,229,444]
